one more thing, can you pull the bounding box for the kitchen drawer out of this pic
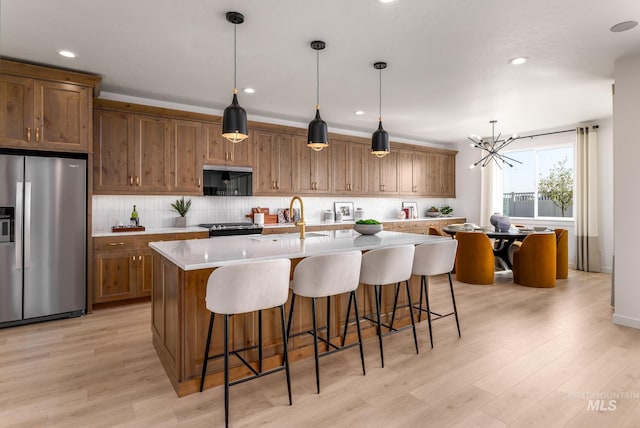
[94,236,139,252]
[173,232,209,240]
[391,222,412,232]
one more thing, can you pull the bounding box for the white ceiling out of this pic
[2,0,639,145]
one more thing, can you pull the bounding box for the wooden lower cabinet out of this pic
[93,231,208,304]
[384,218,466,234]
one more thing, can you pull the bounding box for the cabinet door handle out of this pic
[230,152,234,161]
[197,178,201,188]
[225,152,229,161]
[276,181,280,190]
[129,176,134,186]
[35,128,40,143]
[108,242,125,246]
[26,127,32,142]
[138,255,142,261]
[132,256,136,263]
[136,176,140,186]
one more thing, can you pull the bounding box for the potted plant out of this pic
[170,197,192,228]
[440,205,453,216]
[426,206,440,217]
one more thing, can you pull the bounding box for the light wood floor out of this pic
[2,270,639,427]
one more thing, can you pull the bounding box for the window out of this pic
[502,146,574,218]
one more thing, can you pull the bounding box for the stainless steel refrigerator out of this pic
[0,154,86,327]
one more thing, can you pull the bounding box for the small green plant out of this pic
[356,219,381,224]
[427,206,439,212]
[440,205,453,216]
[170,197,192,217]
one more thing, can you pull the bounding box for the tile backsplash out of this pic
[92,195,454,232]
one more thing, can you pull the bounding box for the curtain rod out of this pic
[516,125,598,140]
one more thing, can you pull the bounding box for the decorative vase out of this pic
[175,217,187,228]
[490,213,510,232]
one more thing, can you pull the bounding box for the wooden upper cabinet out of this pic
[93,109,135,192]
[203,122,252,166]
[0,75,91,152]
[135,114,171,192]
[254,129,295,194]
[368,151,398,194]
[331,140,367,194]
[94,109,171,194]
[171,119,203,194]
[429,152,456,197]
[0,75,34,148]
[35,81,90,151]
[296,135,331,193]
[399,150,429,195]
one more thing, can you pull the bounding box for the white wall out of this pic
[454,119,614,273]
[613,54,640,329]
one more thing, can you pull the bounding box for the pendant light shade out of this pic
[222,11,248,144]
[307,41,329,151]
[371,62,390,158]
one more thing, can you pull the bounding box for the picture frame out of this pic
[402,201,418,219]
[334,202,355,221]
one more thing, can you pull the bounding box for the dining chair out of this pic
[455,231,494,285]
[554,229,569,279]
[512,233,557,288]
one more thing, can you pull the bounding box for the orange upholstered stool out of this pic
[512,233,556,288]
[455,231,494,285]
[554,229,569,279]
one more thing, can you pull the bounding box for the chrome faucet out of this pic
[289,195,305,239]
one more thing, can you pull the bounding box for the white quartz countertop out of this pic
[148,230,449,271]
[93,226,209,238]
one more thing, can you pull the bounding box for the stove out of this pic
[199,222,263,237]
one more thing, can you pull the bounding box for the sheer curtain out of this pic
[480,161,503,227]
[575,126,601,272]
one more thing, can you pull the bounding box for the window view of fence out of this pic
[503,192,573,218]
[502,146,574,219]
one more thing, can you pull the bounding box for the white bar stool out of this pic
[287,250,365,393]
[411,240,460,348]
[359,245,417,368]
[199,259,292,428]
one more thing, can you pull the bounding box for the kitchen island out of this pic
[149,230,448,396]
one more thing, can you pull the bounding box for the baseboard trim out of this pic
[613,314,640,329]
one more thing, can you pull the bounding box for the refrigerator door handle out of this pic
[24,182,31,269]
[15,182,23,269]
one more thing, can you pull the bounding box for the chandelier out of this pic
[468,120,522,169]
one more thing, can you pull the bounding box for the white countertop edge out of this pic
[149,231,450,271]
[93,226,209,238]
[262,216,466,228]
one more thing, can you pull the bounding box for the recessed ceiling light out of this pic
[243,87,255,94]
[509,57,527,65]
[610,21,638,33]
[378,0,397,4]
[57,50,78,58]
[354,110,365,116]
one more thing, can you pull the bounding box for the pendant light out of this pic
[222,11,248,144]
[371,61,390,158]
[307,40,329,151]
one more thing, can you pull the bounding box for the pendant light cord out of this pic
[379,67,383,122]
[316,49,320,109]
[233,22,237,91]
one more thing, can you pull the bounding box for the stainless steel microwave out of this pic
[202,166,253,196]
